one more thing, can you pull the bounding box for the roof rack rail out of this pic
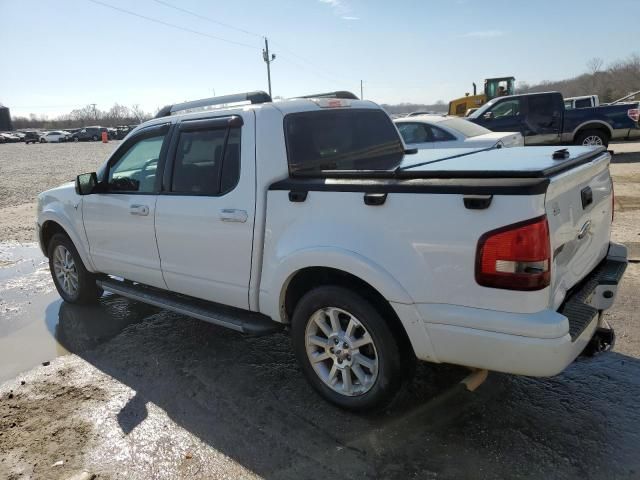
[295,91,360,100]
[155,91,272,118]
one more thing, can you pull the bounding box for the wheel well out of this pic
[576,124,611,140]
[40,221,68,256]
[283,267,415,358]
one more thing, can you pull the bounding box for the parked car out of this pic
[0,132,22,143]
[564,95,599,110]
[468,91,640,146]
[406,111,443,117]
[37,90,627,411]
[394,115,523,149]
[23,131,41,144]
[71,127,103,142]
[39,131,68,143]
[115,125,135,139]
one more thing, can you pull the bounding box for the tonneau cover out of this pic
[398,146,607,179]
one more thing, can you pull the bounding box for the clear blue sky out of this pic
[1,0,639,117]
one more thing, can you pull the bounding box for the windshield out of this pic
[439,118,490,137]
[284,109,404,175]
[467,98,499,119]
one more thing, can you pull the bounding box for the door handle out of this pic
[130,204,150,216]
[219,209,248,223]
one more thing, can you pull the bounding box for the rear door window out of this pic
[170,126,241,195]
[428,125,456,141]
[284,109,404,174]
[397,123,432,144]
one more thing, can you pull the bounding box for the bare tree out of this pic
[587,57,604,75]
[130,104,147,124]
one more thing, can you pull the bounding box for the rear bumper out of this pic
[401,242,628,376]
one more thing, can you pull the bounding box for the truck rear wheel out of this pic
[575,129,609,147]
[48,233,102,304]
[291,286,404,411]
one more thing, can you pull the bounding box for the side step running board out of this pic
[96,277,283,335]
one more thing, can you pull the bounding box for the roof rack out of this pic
[155,91,272,118]
[295,91,359,100]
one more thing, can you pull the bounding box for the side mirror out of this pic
[483,112,494,120]
[75,172,98,195]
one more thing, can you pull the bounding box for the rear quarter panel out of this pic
[563,104,637,139]
[260,189,550,322]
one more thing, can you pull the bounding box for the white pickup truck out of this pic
[37,91,627,411]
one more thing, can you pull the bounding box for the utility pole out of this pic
[262,37,276,98]
[360,80,363,100]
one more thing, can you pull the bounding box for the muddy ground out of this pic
[0,141,639,479]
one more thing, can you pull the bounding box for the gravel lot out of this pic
[0,141,120,242]
[0,141,639,479]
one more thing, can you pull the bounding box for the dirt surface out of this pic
[0,141,639,479]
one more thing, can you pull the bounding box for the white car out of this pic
[37,91,626,411]
[39,131,69,143]
[395,114,523,150]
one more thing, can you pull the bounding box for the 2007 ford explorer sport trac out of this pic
[37,91,627,411]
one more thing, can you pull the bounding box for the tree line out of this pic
[11,103,153,130]
[517,54,640,102]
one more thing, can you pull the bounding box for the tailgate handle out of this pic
[364,193,387,206]
[581,186,593,209]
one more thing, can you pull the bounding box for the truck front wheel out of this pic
[291,286,404,411]
[575,129,609,147]
[48,233,102,304]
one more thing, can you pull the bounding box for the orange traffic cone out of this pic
[101,131,108,143]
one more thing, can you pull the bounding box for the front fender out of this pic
[39,201,95,272]
[259,246,413,322]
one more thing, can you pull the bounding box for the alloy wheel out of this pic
[582,135,603,146]
[52,245,79,297]
[304,307,379,396]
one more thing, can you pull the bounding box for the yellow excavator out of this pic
[448,76,515,116]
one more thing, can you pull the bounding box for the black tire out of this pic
[575,129,609,147]
[48,233,101,304]
[291,286,404,411]
[40,138,46,143]
[92,135,99,141]
[73,137,79,142]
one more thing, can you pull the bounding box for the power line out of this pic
[148,0,357,87]
[85,0,260,50]
[150,0,263,39]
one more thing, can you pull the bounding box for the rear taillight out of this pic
[628,108,639,123]
[476,216,551,291]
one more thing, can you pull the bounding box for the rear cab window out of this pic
[284,109,404,175]
[168,118,241,196]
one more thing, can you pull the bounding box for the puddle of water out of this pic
[0,242,159,383]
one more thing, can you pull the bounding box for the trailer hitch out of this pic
[581,326,616,357]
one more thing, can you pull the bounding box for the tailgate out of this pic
[545,149,613,309]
